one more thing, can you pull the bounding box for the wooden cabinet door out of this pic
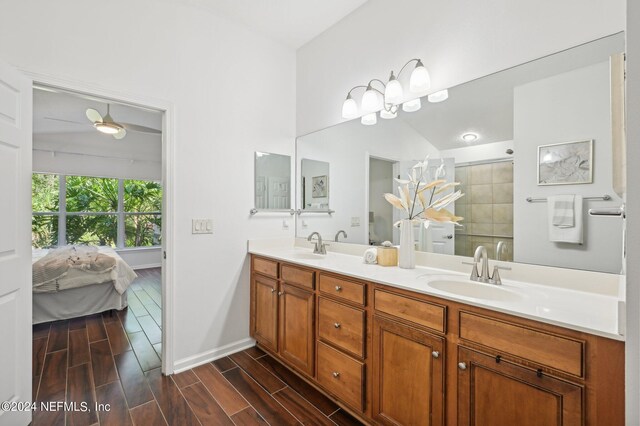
[251,274,279,352]
[457,347,583,426]
[278,283,315,376]
[372,315,444,426]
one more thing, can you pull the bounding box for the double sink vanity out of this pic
[249,32,627,425]
[248,239,624,425]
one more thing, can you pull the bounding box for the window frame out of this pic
[32,173,162,248]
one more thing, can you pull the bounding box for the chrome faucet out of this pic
[334,230,347,242]
[465,245,511,285]
[496,241,507,261]
[308,232,328,254]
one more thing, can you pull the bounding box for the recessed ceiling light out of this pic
[462,132,478,142]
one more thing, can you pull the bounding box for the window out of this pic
[32,173,162,249]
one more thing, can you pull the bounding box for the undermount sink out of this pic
[427,279,523,302]
[291,252,325,260]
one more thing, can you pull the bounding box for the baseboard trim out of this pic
[172,337,256,373]
[131,263,162,270]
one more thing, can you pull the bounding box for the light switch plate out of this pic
[351,217,361,227]
[192,219,213,234]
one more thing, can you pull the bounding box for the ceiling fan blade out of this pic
[44,117,88,125]
[120,122,161,134]
[113,128,127,140]
[86,108,103,124]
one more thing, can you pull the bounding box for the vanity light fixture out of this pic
[428,89,449,103]
[402,98,422,112]
[462,132,479,142]
[341,58,435,124]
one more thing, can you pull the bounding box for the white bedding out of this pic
[32,246,137,294]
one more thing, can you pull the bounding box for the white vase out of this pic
[398,219,416,269]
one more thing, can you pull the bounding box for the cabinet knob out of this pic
[458,362,467,370]
[270,288,275,293]
[334,322,341,329]
[332,372,340,378]
[335,285,342,292]
[432,351,439,359]
[278,291,283,296]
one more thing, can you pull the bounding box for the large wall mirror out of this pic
[296,32,625,274]
[254,152,292,210]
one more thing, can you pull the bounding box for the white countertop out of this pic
[248,244,624,341]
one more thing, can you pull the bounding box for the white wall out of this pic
[512,62,623,273]
[0,0,296,369]
[297,0,625,135]
[626,0,640,422]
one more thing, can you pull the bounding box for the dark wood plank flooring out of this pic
[33,267,363,425]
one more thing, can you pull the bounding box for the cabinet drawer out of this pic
[374,289,445,333]
[318,297,365,358]
[253,257,278,279]
[281,264,315,289]
[319,274,365,306]
[317,341,364,412]
[459,311,584,377]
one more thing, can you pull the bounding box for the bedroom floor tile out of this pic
[32,267,364,426]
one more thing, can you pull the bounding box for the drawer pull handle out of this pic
[537,369,543,378]
[432,351,439,359]
[332,372,340,378]
[458,362,467,370]
[335,285,342,292]
[495,355,501,363]
[334,322,341,329]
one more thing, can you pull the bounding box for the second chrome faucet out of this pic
[467,245,510,285]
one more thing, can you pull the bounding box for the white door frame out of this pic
[24,70,176,374]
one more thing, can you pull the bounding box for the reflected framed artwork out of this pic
[537,139,593,185]
[312,175,328,197]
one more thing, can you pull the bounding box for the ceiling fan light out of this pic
[94,122,121,135]
[362,85,381,113]
[428,89,449,103]
[409,60,431,93]
[384,72,403,105]
[361,112,377,125]
[342,94,358,119]
[402,98,422,113]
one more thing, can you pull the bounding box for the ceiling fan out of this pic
[85,105,161,139]
[44,104,161,140]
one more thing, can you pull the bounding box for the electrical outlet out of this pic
[351,217,361,227]
[192,219,213,234]
[282,220,289,230]
[302,220,308,228]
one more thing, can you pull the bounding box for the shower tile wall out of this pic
[455,161,513,261]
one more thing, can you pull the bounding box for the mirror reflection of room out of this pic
[296,32,624,274]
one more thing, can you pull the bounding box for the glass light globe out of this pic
[384,73,403,105]
[402,98,422,112]
[380,108,397,119]
[361,86,380,113]
[361,112,377,125]
[427,89,449,103]
[410,60,431,93]
[341,95,358,119]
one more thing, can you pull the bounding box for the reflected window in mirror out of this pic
[254,152,291,210]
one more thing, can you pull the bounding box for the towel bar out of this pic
[526,194,611,203]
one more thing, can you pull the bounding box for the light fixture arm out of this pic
[395,58,422,79]
[346,84,368,97]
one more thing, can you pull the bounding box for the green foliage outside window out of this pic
[31,174,162,249]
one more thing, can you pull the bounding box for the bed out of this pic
[32,245,137,324]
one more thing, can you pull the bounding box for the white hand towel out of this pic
[548,195,583,244]
[551,195,575,227]
[364,247,378,264]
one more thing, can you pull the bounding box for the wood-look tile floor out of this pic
[32,268,364,426]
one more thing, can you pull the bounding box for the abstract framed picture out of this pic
[312,175,328,198]
[537,139,593,185]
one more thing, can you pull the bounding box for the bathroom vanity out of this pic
[248,244,624,426]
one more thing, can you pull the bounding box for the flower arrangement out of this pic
[384,157,464,227]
